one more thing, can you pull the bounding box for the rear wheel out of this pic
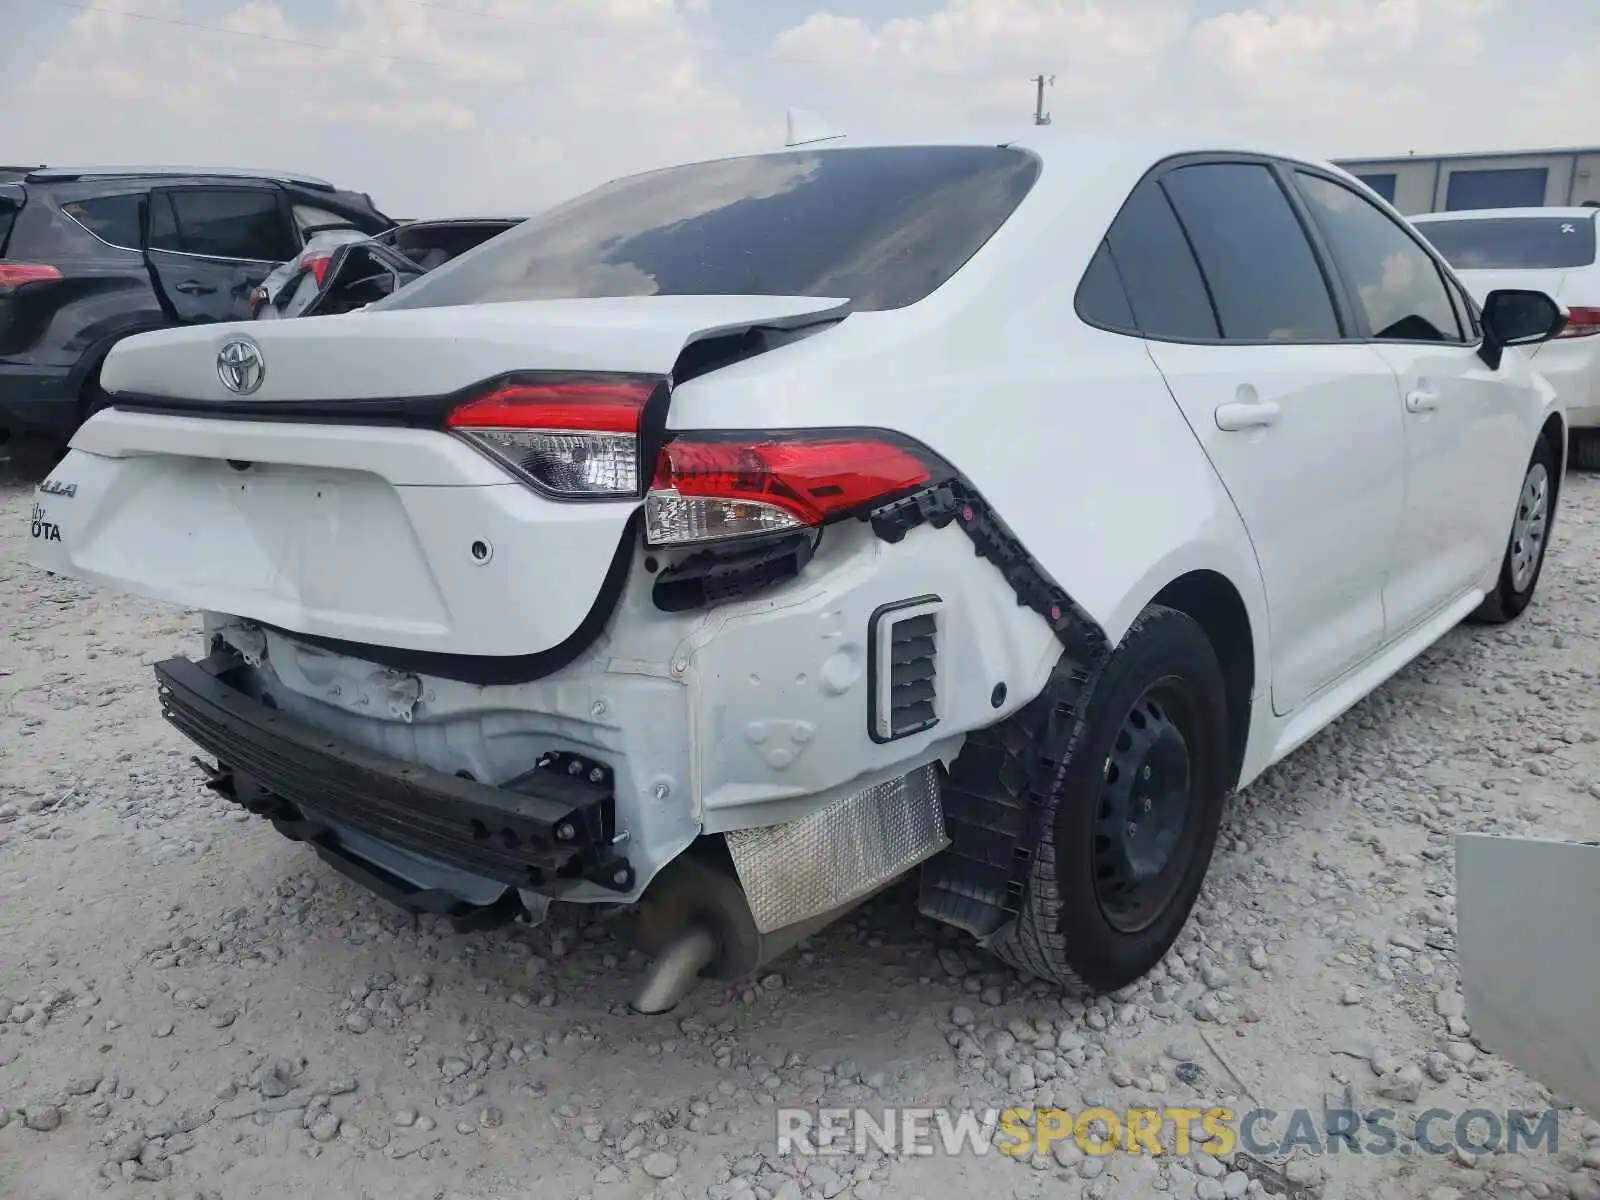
[990,605,1231,992]
[1471,436,1557,624]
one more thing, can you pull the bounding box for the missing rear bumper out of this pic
[157,651,635,896]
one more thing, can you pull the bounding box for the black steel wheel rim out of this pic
[1091,677,1202,934]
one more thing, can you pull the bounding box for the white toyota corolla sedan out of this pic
[27,129,1570,1011]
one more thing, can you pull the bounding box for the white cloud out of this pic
[5,0,1599,222]
[769,0,1599,158]
[775,0,1192,124]
[5,0,768,216]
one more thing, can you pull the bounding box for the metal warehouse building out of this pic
[1331,146,1600,215]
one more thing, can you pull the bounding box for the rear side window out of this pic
[1161,163,1341,341]
[61,195,143,250]
[1295,171,1464,343]
[149,189,296,262]
[1075,242,1138,333]
[1413,216,1598,270]
[1098,179,1219,340]
[382,146,1042,313]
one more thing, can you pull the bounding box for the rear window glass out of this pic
[62,195,143,249]
[382,146,1042,313]
[1414,216,1598,270]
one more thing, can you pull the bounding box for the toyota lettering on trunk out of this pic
[29,501,61,543]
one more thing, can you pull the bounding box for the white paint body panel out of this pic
[100,294,850,401]
[27,127,1565,906]
[35,413,632,656]
[1372,341,1541,636]
[1140,341,1402,715]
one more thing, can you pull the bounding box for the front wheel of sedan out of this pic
[1471,437,1558,625]
[989,605,1231,993]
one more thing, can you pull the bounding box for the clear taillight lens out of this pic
[445,374,661,499]
[645,486,805,545]
[469,429,639,497]
[1558,306,1600,338]
[645,434,937,547]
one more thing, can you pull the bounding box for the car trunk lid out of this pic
[30,295,848,672]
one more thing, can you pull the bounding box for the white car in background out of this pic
[27,131,1572,1012]
[1413,207,1600,467]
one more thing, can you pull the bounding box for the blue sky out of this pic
[5,1,1598,216]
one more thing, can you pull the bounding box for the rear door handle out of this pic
[174,280,216,295]
[1214,400,1281,431]
[1405,389,1440,413]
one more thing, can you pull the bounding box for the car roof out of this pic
[1411,207,1600,223]
[709,122,1333,177]
[657,123,1356,211]
[25,165,337,191]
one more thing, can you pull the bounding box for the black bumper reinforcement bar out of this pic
[153,652,633,896]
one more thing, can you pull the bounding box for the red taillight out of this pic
[445,374,660,498]
[646,434,936,546]
[1558,305,1600,338]
[0,262,62,289]
[305,251,335,287]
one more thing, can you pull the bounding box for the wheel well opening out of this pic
[1151,571,1253,790]
[1541,412,1566,511]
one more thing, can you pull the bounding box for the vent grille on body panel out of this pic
[870,597,942,742]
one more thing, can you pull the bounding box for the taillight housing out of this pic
[1558,306,1600,338]
[446,373,946,547]
[445,372,664,499]
[304,251,335,287]
[0,263,63,290]
[645,432,942,547]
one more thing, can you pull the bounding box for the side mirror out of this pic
[1478,289,1568,368]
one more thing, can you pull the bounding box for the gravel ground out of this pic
[2,476,1599,1200]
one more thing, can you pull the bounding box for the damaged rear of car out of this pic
[30,137,1276,1011]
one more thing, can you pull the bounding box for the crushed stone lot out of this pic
[3,476,1599,1200]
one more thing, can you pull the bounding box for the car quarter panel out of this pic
[664,304,1273,716]
[662,138,1272,702]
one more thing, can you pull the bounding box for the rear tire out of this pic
[1571,430,1600,472]
[989,605,1230,992]
[1470,436,1557,624]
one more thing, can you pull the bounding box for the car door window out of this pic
[1160,162,1342,342]
[150,189,296,262]
[61,194,144,250]
[1099,179,1219,340]
[1294,171,1464,343]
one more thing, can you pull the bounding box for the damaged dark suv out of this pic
[0,165,390,472]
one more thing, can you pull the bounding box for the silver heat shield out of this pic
[724,764,948,933]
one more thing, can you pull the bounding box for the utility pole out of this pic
[1031,75,1054,126]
